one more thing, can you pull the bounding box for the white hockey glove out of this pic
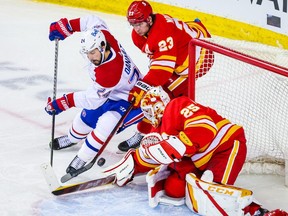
[140,133,186,165]
[102,149,135,187]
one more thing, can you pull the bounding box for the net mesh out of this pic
[190,37,288,181]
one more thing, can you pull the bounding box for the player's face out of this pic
[131,21,150,36]
[87,48,102,66]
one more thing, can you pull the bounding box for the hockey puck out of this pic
[97,157,106,166]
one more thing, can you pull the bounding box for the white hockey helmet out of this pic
[80,28,107,64]
[140,86,170,128]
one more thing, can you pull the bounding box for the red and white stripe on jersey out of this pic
[184,115,218,138]
[150,55,176,74]
[133,147,160,173]
[191,120,242,169]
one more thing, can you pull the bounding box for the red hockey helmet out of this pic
[127,0,153,24]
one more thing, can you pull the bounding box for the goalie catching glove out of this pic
[140,133,186,165]
[128,80,151,108]
[102,149,135,187]
[45,93,75,115]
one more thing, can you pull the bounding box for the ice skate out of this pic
[49,135,76,150]
[117,132,143,152]
[65,155,86,177]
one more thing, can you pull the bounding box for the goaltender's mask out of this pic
[140,86,170,128]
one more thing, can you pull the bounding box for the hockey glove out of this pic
[128,80,151,108]
[102,149,135,187]
[49,18,73,41]
[45,93,75,115]
[140,133,186,165]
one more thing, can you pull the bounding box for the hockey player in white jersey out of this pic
[45,15,144,176]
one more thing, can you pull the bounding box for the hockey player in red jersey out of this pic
[118,0,214,152]
[45,15,144,176]
[104,86,287,215]
[113,86,247,190]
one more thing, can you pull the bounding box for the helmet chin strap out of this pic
[100,52,105,64]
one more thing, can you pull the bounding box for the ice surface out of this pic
[0,0,287,215]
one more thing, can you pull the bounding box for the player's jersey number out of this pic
[158,36,173,52]
[180,103,200,118]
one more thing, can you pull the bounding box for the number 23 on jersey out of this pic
[158,36,173,52]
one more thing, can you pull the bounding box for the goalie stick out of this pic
[41,162,116,195]
[60,100,135,183]
[41,163,186,207]
[41,163,288,214]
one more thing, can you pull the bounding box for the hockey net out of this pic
[188,37,288,186]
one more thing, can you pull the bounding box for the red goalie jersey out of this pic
[133,96,247,186]
[131,14,214,97]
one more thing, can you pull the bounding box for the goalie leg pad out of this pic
[146,165,171,208]
[185,173,253,216]
[159,195,185,206]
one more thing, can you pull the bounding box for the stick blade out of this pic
[52,175,116,196]
[40,163,60,191]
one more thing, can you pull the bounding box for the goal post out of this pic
[188,38,288,186]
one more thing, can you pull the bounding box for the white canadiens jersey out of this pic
[73,15,142,109]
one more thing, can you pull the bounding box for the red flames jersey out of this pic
[155,96,245,166]
[131,14,213,97]
[134,96,247,184]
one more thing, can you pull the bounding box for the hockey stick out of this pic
[41,162,184,202]
[41,162,148,196]
[40,162,116,195]
[50,39,59,167]
[60,100,135,183]
[54,175,116,195]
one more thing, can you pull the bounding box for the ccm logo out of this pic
[207,186,234,196]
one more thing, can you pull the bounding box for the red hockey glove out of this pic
[49,18,73,41]
[45,93,75,115]
[128,80,151,108]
